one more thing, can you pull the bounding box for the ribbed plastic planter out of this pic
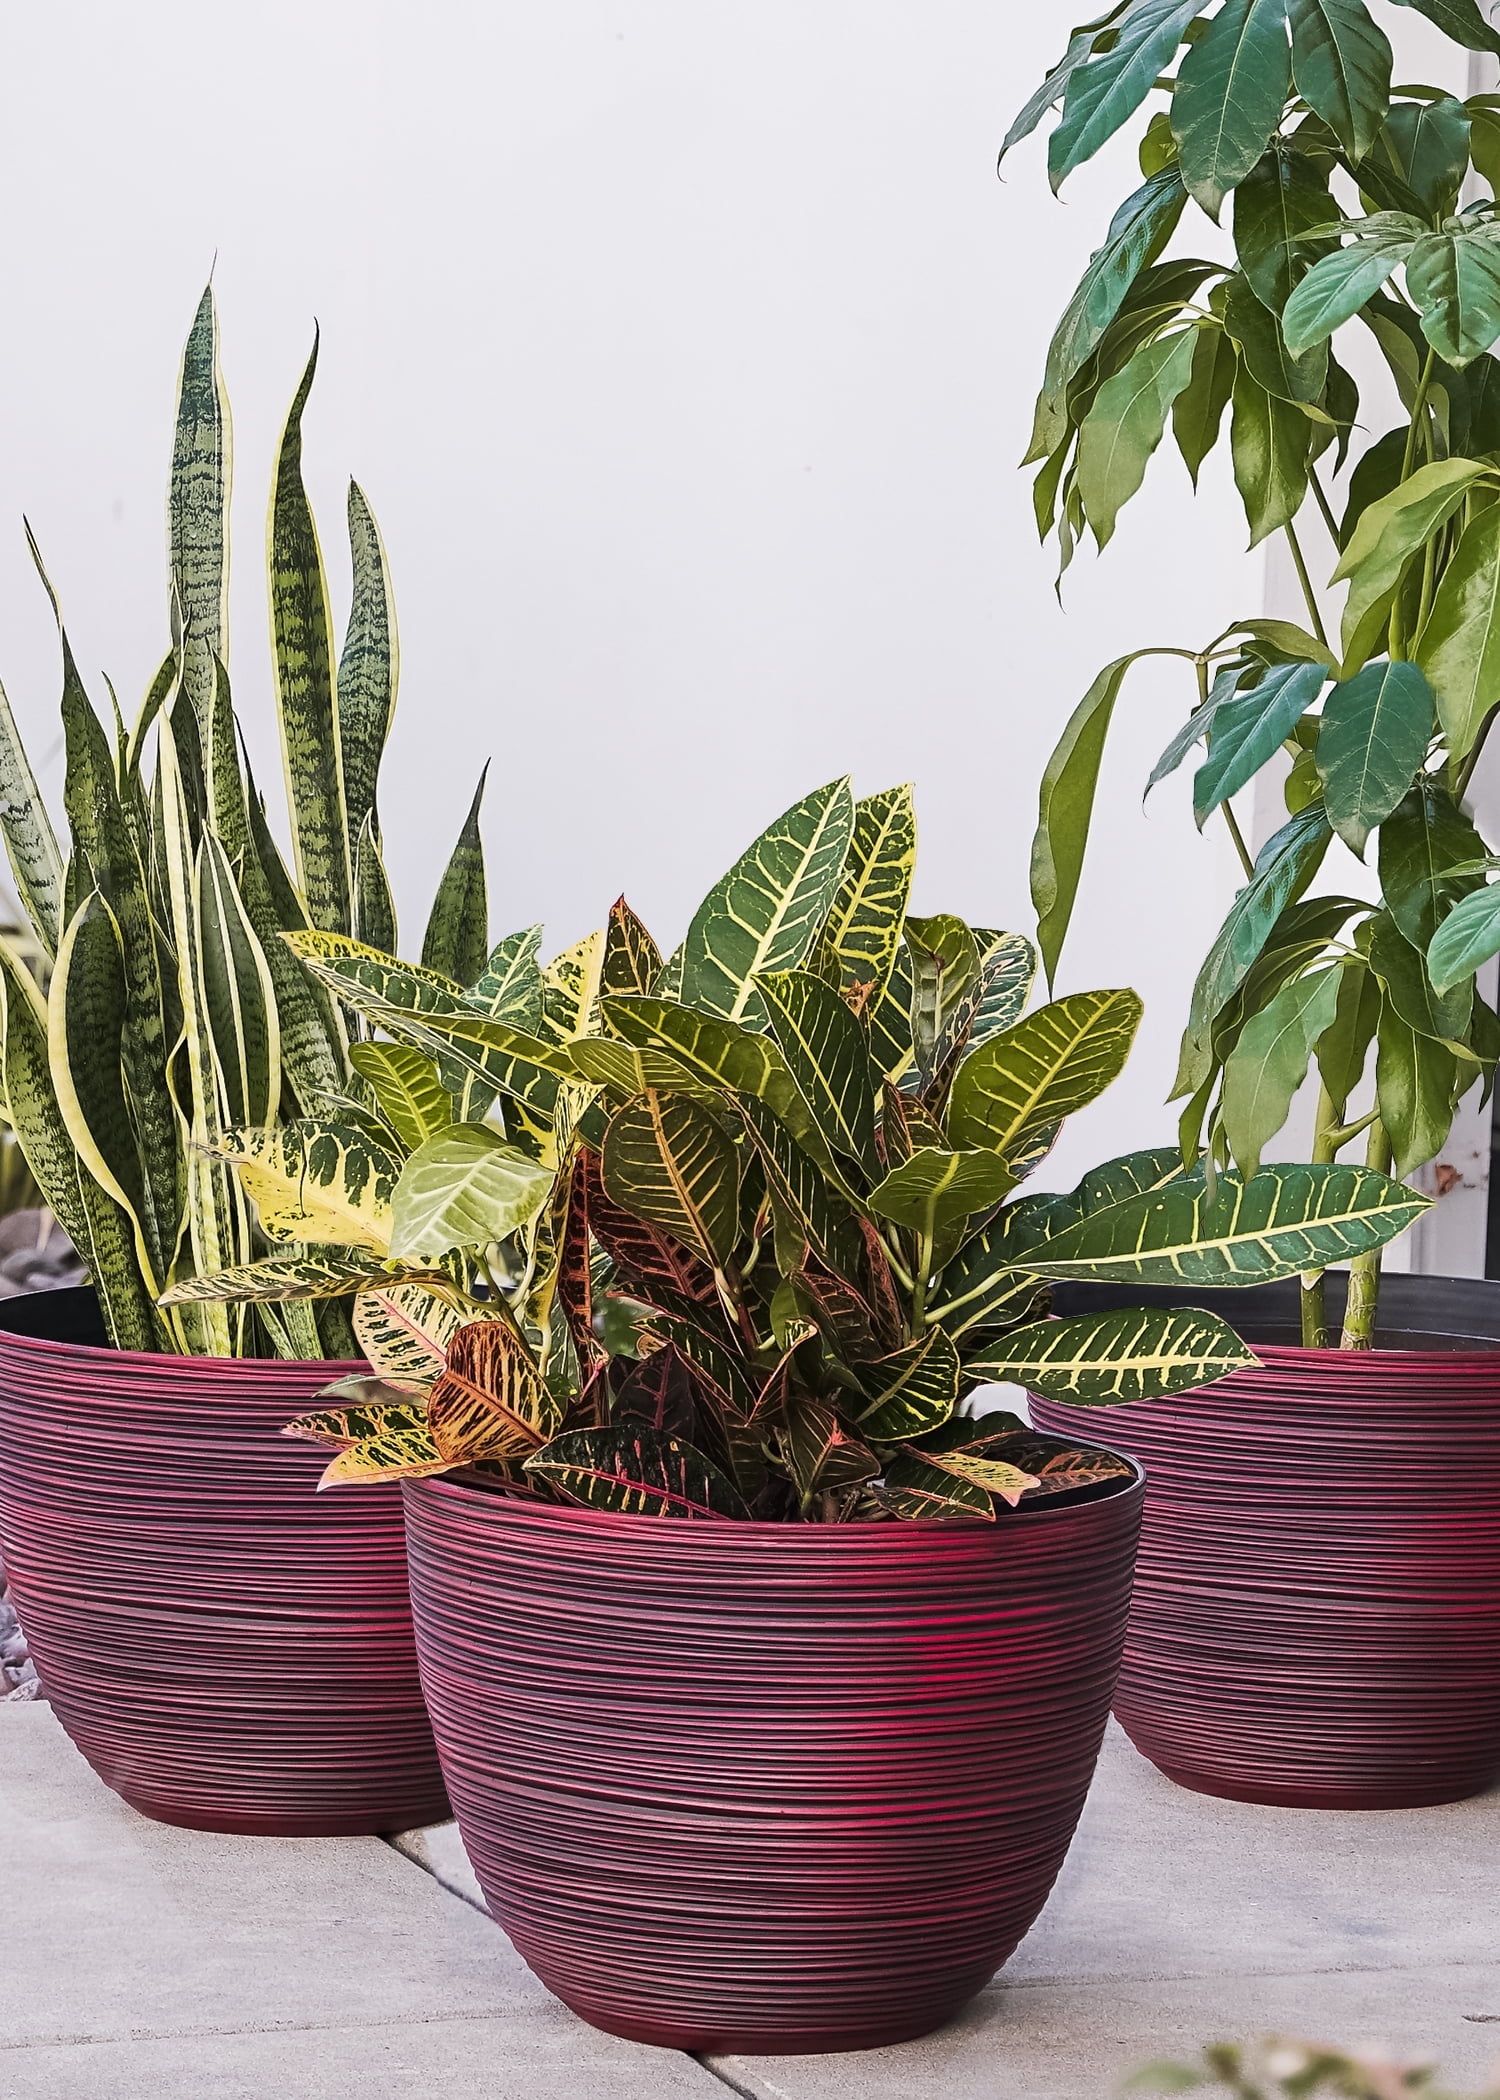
[0,1287,448,1835]
[1030,1275,1500,1812]
[403,1467,1143,2054]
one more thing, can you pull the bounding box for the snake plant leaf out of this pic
[601,898,663,999]
[865,1147,1016,1263]
[855,1328,962,1441]
[1009,1162,1428,1286]
[350,1042,453,1150]
[1078,327,1200,547]
[48,892,160,1295]
[1222,965,1343,1176]
[390,1124,554,1260]
[756,968,881,1179]
[352,810,399,958]
[1391,0,1500,52]
[603,995,828,1159]
[1315,660,1436,852]
[1174,803,1331,1097]
[425,1320,561,1464]
[196,832,280,1131]
[872,1450,995,1521]
[169,286,230,727]
[1192,660,1327,826]
[422,767,489,986]
[1415,507,1500,760]
[284,1393,428,1446]
[1406,226,1500,368]
[1288,0,1392,161]
[337,481,398,858]
[352,1279,465,1387]
[1367,908,1473,1047]
[525,1425,749,1519]
[211,1118,398,1252]
[1429,882,1500,993]
[1377,997,1459,1174]
[737,1095,865,1277]
[916,1448,1041,1507]
[679,778,854,1026]
[1377,780,1486,951]
[542,928,606,1041]
[160,1249,394,1304]
[318,1424,451,1488]
[1048,1,1205,191]
[1171,0,1291,217]
[1032,654,1144,986]
[819,783,916,998]
[1232,146,1337,313]
[1230,366,1311,545]
[0,679,64,960]
[948,989,1142,1165]
[269,333,350,934]
[466,923,545,1026]
[601,1091,741,1269]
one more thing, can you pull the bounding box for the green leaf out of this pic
[1048,0,1206,190]
[604,993,828,1157]
[601,898,662,1000]
[1416,507,1500,760]
[268,333,350,933]
[337,481,398,858]
[160,1250,393,1305]
[756,968,880,1178]
[1174,804,1330,1096]
[1378,779,1486,949]
[1315,955,1381,1113]
[1281,241,1407,355]
[1033,170,1189,453]
[601,1090,741,1268]
[1222,964,1342,1175]
[390,1124,553,1259]
[1171,321,1238,484]
[526,1425,748,1519]
[820,783,916,997]
[1192,659,1326,824]
[865,1146,1016,1259]
[1223,272,1328,403]
[1233,147,1336,313]
[856,1328,962,1441]
[679,778,854,1027]
[1367,908,1472,1049]
[1077,327,1199,548]
[349,1042,453,1149]
[1001,5,1134,163]
[0,679,64,961]
[168,286,229,726]
[1011,1161,1427,1285]
[948,988,1142,1164]
[873,1451,994,1521]
[1390,0,1500,54]
[1376,997,1458,1174]
[422,766,489,986]
[1315,660,1434,853]
[211,1118,399,1253]
[1032,654,1141,985]
[196,830,280,1136]
[1429,882,1500,992]
[1374,94,1471,218]
[467,923,546,1026]
[1230,366,1310,544]
[1172,0,1291,216]
[1288,0,1392,161]
[1406,227,1500,367]
[352,811,399,958]
[737,1095,865,1276]
[1334,458,1487,665]
[969,1305,1255,1404]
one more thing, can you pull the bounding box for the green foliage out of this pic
[249,782,1423,1521]
[1012,0,1500,1343]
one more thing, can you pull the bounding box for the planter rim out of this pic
[0,1284,359,1374]
[406,1459,1145,1542]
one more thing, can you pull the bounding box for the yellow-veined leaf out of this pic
[390,1123,554,1259]
[425,1319,561,1462]
[947,988,1142,1166]
[349,1041,453,1150]
[525,1424,748,1518]
[600,1090,741,1269]
[209,1118,398,1251]
[967,1305,1255,1405]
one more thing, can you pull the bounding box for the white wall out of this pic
[0,2,1274,1182]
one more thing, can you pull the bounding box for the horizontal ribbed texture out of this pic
[404,1473,1142,2053]
[1033,1287,1500,1810]
[0,1288,447,1836]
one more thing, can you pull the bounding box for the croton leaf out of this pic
[917,1447,1040,1507]
[918,1409,1139,1497]
[425,1319,561,1463]
[610,1346,699,1438]
[601,1090,741,1270]
[577,1145,719,1311]
[968,1304,1254,1405]
[525,1425,749,1519]
[778,1396,880,1509]
[738,1095,865,1276]
[756,967,881,1178]
[209,1118,398,1252]
[542,928,607,1042]
[601,897,663,998]
[865,1147,1015,1259]
[390,1124,554,1260]
[466,923,546,1027]
[873,1451,994,1522]
[947,988,1142,1165]
[603,994,831,1162]
[855,1327,962,1441]
[637,1313,758,1420]
[318,1423,451,1489]
[820,783,916,998]
[160,1249,394,1305]
[349,1041,453,1150]
[284,1395,429,1449]
[352,1279,466,1387]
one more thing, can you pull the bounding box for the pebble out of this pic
[0,1551,46,1704]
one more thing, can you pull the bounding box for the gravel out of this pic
[0,1554,42,1703]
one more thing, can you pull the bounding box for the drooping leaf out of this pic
[160,1249,393,1304]
[337,481,398,858]
[970,1304,1254,1405]
[1287,0,1393,161]
[1406,225,1500,368]
[1337,455,1489,663]
[855,1327,962,1441]
[525,1425,748,1519]
[1314,954,1381,1114]
[679,778,854,1027]
[1377,779,1487,950]
[1192,659,1326,824]
[1390,0,1500,54]
[284,1394,429,1448]
[601,1090,741,1269]
[349,1041,453,1149]
[778,1397,879,1510]
[1375,94,1471,217]
[1031,653,1142,985]
[318,1424,451,1488]
[756,967,880,1178]
[1171,320,1238,484]
[390,1124,554,1259]
[1233,146,1336,313]
[1366,908,1472,1046]
[425,1319,560,1462]
[637,1313,759,1420]
[576,1145,719,1312]
[873,1450,995,1521]
[1429,882,1500,993]
[915,1448,1041,1507]
[1048,0,1206,190]
[352,1279,464,1386]
[1415,506,1500,760]
[1171,0,1291,216]
[210,1118,398,1252]
[865,1146,1016,1262]
[819,783,916,998]
[1376,998,1458,1175]
[1077,327,1199,546]
[927,1217,1049,1339]
[1221,964,1342,1175]
[1000,4,1135,164]
[1229,366,1310,545]
[948,988,1142,1164]
[422,767,489,987]
[1010,1162,1428,1285]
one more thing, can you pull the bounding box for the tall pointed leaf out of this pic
[1032,654,1142,985]
[352,809,399,957]
[422,766,489,985]
[169,285,230,726]
[820,783,916,997]
[0,679,63,959]
[756,968,880,1178]
[1172,0,1292,217]
[1288,0,1392,162]
[601,898,662,998]
[196,831,280,1130]
[337,480,398,856]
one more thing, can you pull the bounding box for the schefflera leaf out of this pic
[968,1305,1254,1407]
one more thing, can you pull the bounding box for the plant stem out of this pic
[1401,347,1437,486]
[1308,465,1341,553]
[909,1230,935,1340]
[1283,517,1330,651]
[1301,1083,1340,1348]
[1195,655,1257,878]
[1340,1121,1392,1351]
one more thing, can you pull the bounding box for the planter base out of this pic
[118,1794,448,1839]
[560,1996,970,2055]
[1145,1759,1494,1814]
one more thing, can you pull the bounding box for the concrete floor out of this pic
[8,1704,1500,2098]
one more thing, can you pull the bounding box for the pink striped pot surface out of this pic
[402,1464,1144,2054]
[0,1287,448,1836]
[1030,1275,1500,1812]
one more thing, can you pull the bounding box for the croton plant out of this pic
[1012,0,1500,1345]
[166,781,1426,1521]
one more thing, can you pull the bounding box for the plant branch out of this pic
[1340,1121,1393,1350]
[1307,464,1341,554]
[1283,516,1330,652]
[1300,1082,1340,1348]
[1195,655,1256,878]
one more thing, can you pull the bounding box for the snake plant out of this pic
[0,289,490,1355]
[185,781,1426,1519]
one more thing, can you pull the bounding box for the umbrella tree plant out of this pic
[1011,0,1500,1345]
[182,781,1427,1519]
[0,289,497,1355]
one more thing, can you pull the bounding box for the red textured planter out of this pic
[0,1287,448,1835]
[1030,1275,1500,1812]
[403,1466,1143,2054]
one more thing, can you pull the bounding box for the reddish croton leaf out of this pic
[610,1345,699,1440]
[917,1409,1135,1500]
[601,896,663,998]
[777,1394,880,1510]
[555,1152,606,1370]
[795,1261,883,1364]
[283,1394,430,1450]
[524,1424,748,1520]
[577,1147,719,1310]
[637,1311,758,1420]
[855,1217,906,1350]
[425,1320,562,1464]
